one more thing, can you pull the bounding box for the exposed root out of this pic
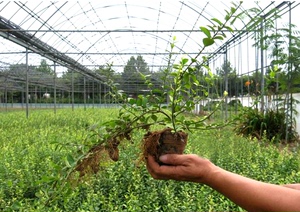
[142,128,188,163]
[74,144,106,178]
[71,128,187,180]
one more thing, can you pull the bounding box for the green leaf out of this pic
[175,105,181,112]
[207,25,216,33]
[152,88,162,94]
[136,97,142,106]
[230,11,243,25]
[221,31,227,38]
[188,67,195,74]
[230,7,236,14]
[200,26,211,38]
[181,58,189,65]
[202,38,214,47]
[225,26,234,33]
[65,154,75,167]
[183,72,189,82]
[211,18,223,26]
[214,35,224,40]
[128,98,136,105]
[270,70,276,79]
[191,75,199,85]
[225,14,230,21]
[230,18,237,26]
[67,154,75,165]
[151,114,158,122]
[191,58,197,63]
[203,65,210,71]
[185,84,191,89]
[141,74,151,80]
[173,64,180,69]
[142,97,148,107]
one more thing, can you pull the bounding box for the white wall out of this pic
[194,93,300,135]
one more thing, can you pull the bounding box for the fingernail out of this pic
[159,155,168,161]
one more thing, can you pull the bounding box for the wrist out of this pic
[202,161,222,186]
[196,158,220,184]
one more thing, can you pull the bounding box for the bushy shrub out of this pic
[234,107,298,143]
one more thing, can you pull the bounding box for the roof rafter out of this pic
[0,15,106,82]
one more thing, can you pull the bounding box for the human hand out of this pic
[146,154,216,184]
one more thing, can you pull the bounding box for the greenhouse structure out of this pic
[1,1,300,130]
[3,1,300,211]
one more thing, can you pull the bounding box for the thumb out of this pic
[159,154,186,165]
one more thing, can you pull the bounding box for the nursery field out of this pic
[1,108,300,211]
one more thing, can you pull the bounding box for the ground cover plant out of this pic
[1,108,300,211]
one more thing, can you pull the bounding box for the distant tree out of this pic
[94,64,121,102]
[216,61,237,97]
[95,64,117,81]
[216,61,236,77]
[35,59,55,76]
[9,63,34,73]
[123,55,150,75]
[121,55,150,96]
[6,63,36,102]
[61,68,81,84]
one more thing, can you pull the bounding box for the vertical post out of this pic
[92,79,95,108]
[84,76,86,110]
[71,69,74,111]
[260,17,265,112]
[286,3,292,142]
[25,48,29,118]
[4,82,7,112]
[87,77,89,107]
[224,47,228,121]
[61,90,64,108]
[99,83,102,105]
[104,85,106,107]
[35,86,37,108]
[53,61,57,114]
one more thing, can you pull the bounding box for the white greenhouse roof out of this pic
[0,1,299,75]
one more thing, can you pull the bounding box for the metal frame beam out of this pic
[0,16,105,83]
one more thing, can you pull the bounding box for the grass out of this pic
[0,108,300,211]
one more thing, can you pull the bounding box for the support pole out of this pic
[71,69,74,111]
[286,3,292,142]
[224,47,228,121]
[260,17,265,112]
[25,48,29,118]
[53,61,57,114]
[35,86,37,108]
[84,76,86,110]
[99,83,102,105]
[4,81,7,112]
[92,79,95,108]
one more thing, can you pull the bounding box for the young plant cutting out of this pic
[73,3,242,178]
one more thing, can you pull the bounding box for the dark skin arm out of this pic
[283,183,300,190]
[146,154,300,212]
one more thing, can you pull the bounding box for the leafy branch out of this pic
[169,2,243,132]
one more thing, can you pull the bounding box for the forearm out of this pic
[283,183,300,190]
[146,154,300,211]
[205,166,300,211]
